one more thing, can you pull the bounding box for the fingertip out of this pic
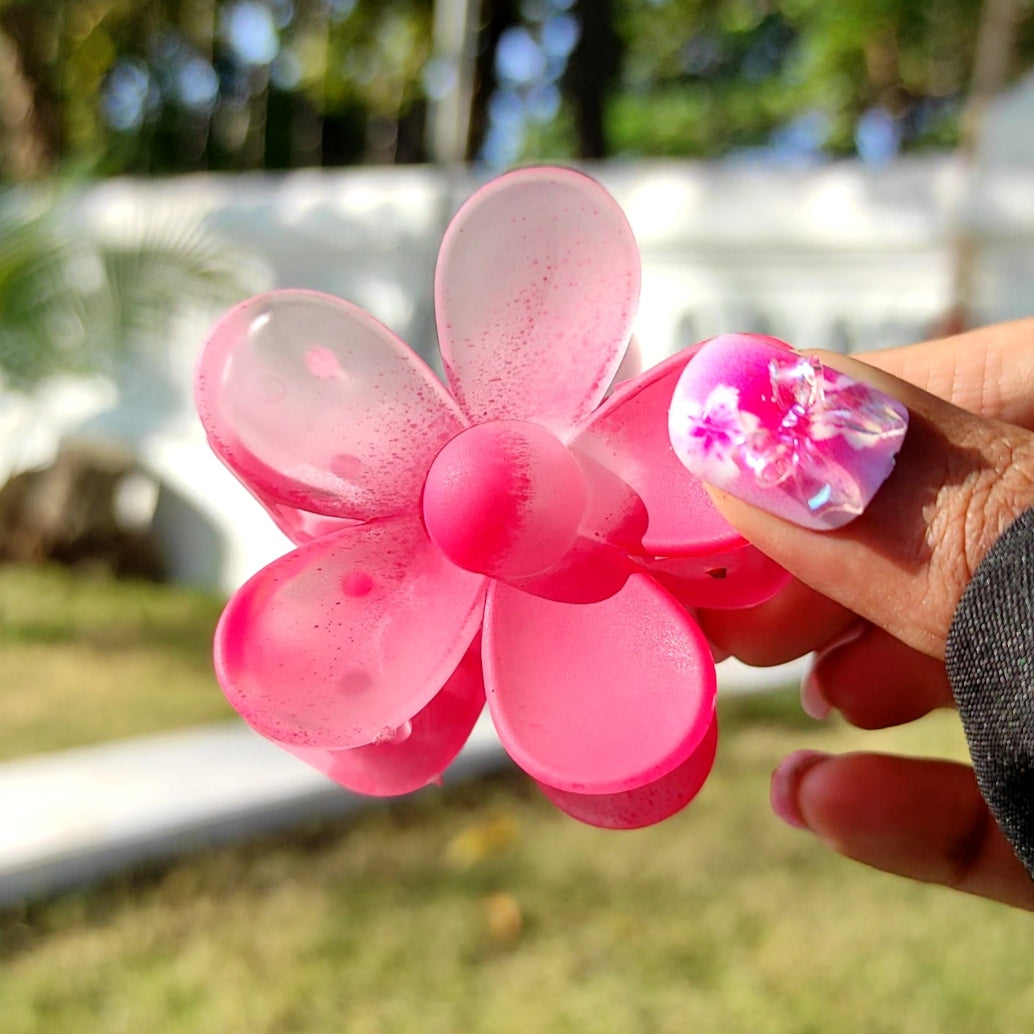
[799,662,833,720]
[772,750,1034,907]
[771,749,831,830]
[799,621,868,720]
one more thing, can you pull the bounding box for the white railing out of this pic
[3,157,1033,591]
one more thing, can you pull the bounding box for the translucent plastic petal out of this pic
[608,333,643,392]
[572,347,746,557]
[435,167,640,436]
[196,290,466,522]
[483,575,716,795]
[285,639,486,796]
[504,536,636,605]
[641,546,791,610]
[215,515,487,748]
[261,504,361,548]
[537,713,717,829]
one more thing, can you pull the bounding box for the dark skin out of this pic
[695,318,1034,911]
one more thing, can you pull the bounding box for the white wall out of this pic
[3,157,1032,592]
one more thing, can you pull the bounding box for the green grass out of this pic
[2,564,1030,1033]
[0,564,233,758]
[2,684,1031,1034]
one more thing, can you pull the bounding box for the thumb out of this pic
[669,334,1034,659]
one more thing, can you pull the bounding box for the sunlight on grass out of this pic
[0,565,232,758]
[2,681,1031,1034]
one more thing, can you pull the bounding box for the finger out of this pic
[860,319,1034,427]
[672,338,1034,659]
[771,750,1034,911]
[699,320,1034,664]
[802,624,953,728]
[698,577,855,667]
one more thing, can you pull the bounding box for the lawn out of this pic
[0,564,232,758]
[1,564,1032,1034]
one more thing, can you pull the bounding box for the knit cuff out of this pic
[946,505,1034,878]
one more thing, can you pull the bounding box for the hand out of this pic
[694,319,1034,910]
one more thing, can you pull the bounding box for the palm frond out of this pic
[88,214,249,373]
[0,189,251,392]
[0,191,93,389]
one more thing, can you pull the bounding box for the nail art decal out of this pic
[668,334,909,530]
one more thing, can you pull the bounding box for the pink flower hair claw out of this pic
[195,167,789,830]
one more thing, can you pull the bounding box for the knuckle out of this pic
[929,434,1034,609]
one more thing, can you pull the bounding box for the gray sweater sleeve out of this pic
[946,505,1034,879]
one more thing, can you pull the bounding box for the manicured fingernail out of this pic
[799,622,867,720]
[770,749,829,829]
[799,665,832,720]
[668,335,909,531]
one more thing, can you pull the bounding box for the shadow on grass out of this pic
[0,767,540,956]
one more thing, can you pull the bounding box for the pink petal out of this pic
[215,515,487,748]
[260,504,362,548]
[483,575,716,794]
[196,290,465,524]
[504,536,636,605]
[285,638,486,796]
[571,347,746,557]
[536,713,717,828]
[641,547,791,610]
[435,167,640,436]
[608,333,643,391]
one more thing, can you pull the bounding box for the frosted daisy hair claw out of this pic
[195,166,789,829]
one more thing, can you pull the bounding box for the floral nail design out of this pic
[669,335,909,531]
[674,384,761,484]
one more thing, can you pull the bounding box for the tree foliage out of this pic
[0,0,436,179]
[0,0,1031,179]
[608,0,1027,159]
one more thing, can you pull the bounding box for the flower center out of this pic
[422,420,587,580]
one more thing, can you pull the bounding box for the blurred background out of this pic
[2,2,1034,1032]
[2,0,1032,173]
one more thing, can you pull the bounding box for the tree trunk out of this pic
[563,0,622,160]
[466,0,520,161]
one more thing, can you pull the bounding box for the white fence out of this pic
[3,157,1033,592]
